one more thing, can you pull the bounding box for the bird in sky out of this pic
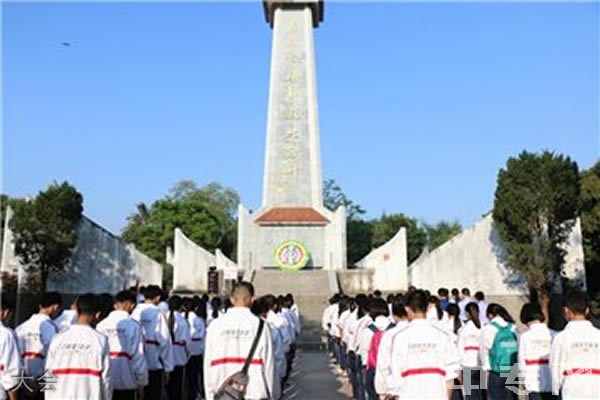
[62,42,71,47]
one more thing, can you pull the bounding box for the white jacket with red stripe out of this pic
[187,312,206,356]
[518,322,554,393]
[169,311,191,367]
[0,322,21,400]
[45,324,111,400]
[375,320,409,395]
[389,319,460,399]
[457,320,482,368]
[550,320,600,399]
[131,303,173,372]
[204,307,275,400]
[16,313,58,378]
[96,310,148,390]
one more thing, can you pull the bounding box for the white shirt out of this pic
[343,310,358,348]
[518,322,553,393]
[329,305,341,338]
[349,315,371,354]
[204,307,274,400]
[337,310,351,344]
[266,310,292,353]
[477,301,489,325]
[280,308,298,342]
[457,320,482,368]
[170,311,191,367]
[54,310,77,333]
[321,304,336,332]
[96,310,148,390]
[375,320,409,395]
[550,320,600,398]
[131,303,173,372]
[16,313,58,378]
[187,312,206,356]
[389,319,460,399]
[458,297,473,322]
[45,324,111,400]
[357,316,390,367]
[0,322,21,400]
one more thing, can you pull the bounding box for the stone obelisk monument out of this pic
[238,0,346,272]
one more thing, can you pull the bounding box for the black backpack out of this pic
[214,319,266,400]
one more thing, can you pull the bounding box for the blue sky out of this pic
[3,2,599,233]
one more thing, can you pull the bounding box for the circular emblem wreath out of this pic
[274,240,310,271]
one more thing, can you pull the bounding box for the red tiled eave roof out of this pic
[255,207,330,225]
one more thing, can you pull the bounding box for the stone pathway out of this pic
[283,350,352,400]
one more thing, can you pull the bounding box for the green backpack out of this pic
[489,322,518,374]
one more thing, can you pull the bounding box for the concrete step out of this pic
[253,269,336,346]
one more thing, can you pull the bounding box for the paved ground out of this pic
[283,350,352,400]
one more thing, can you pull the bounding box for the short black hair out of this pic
[1,294,16,311]
[232,281,255,298]
[564,291,588,316]
[474,291,485,301]
[143,285,163,300]
[406,290,429,313]
[115,290,136,304]
[39,292,62,308]
[437,288,449,297]
[520,303,545,324]
[76,294,99,316]
[451,288,459,296]
[373,290,382,298]
[369,298,389,318]
[251,296,269,316]
[461,288,470,296]
[391,297,407,318]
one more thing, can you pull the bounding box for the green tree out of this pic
[9,182,83,291]
[580,161,600,298]
[323,179,366,220]
[122,181,240,264]
[372,213,427,264]
[493,151,580,311]
[424,220,462,251]
[0,195,10,251]
[347,219,374,265]
[323,178,372,264]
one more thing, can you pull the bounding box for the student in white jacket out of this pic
[0,295,21,400]
[251,296,284,400]
[184,297,206,400]
[375,295,409,398]
[480,303,518,400]
[166,295,191,400]
[204,282,275,400]
[131,285,173,400]
[457,302,483,400]
[15,291,61,396]
[550,291,600,399]
[45,293,111,400]
[389,290,460,400]
[517,303,555,400]
[96,290,148,400]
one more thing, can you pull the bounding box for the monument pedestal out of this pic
[238,205,346,271]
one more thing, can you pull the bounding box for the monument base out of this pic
[237,204,347,272]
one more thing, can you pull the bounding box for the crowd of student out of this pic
[322,287,600,400]
[0,283,300,400]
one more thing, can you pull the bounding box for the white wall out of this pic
[408,214,586,296]
[171,228,215,293]
[0,207,162,294]
[356,228,408,292]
